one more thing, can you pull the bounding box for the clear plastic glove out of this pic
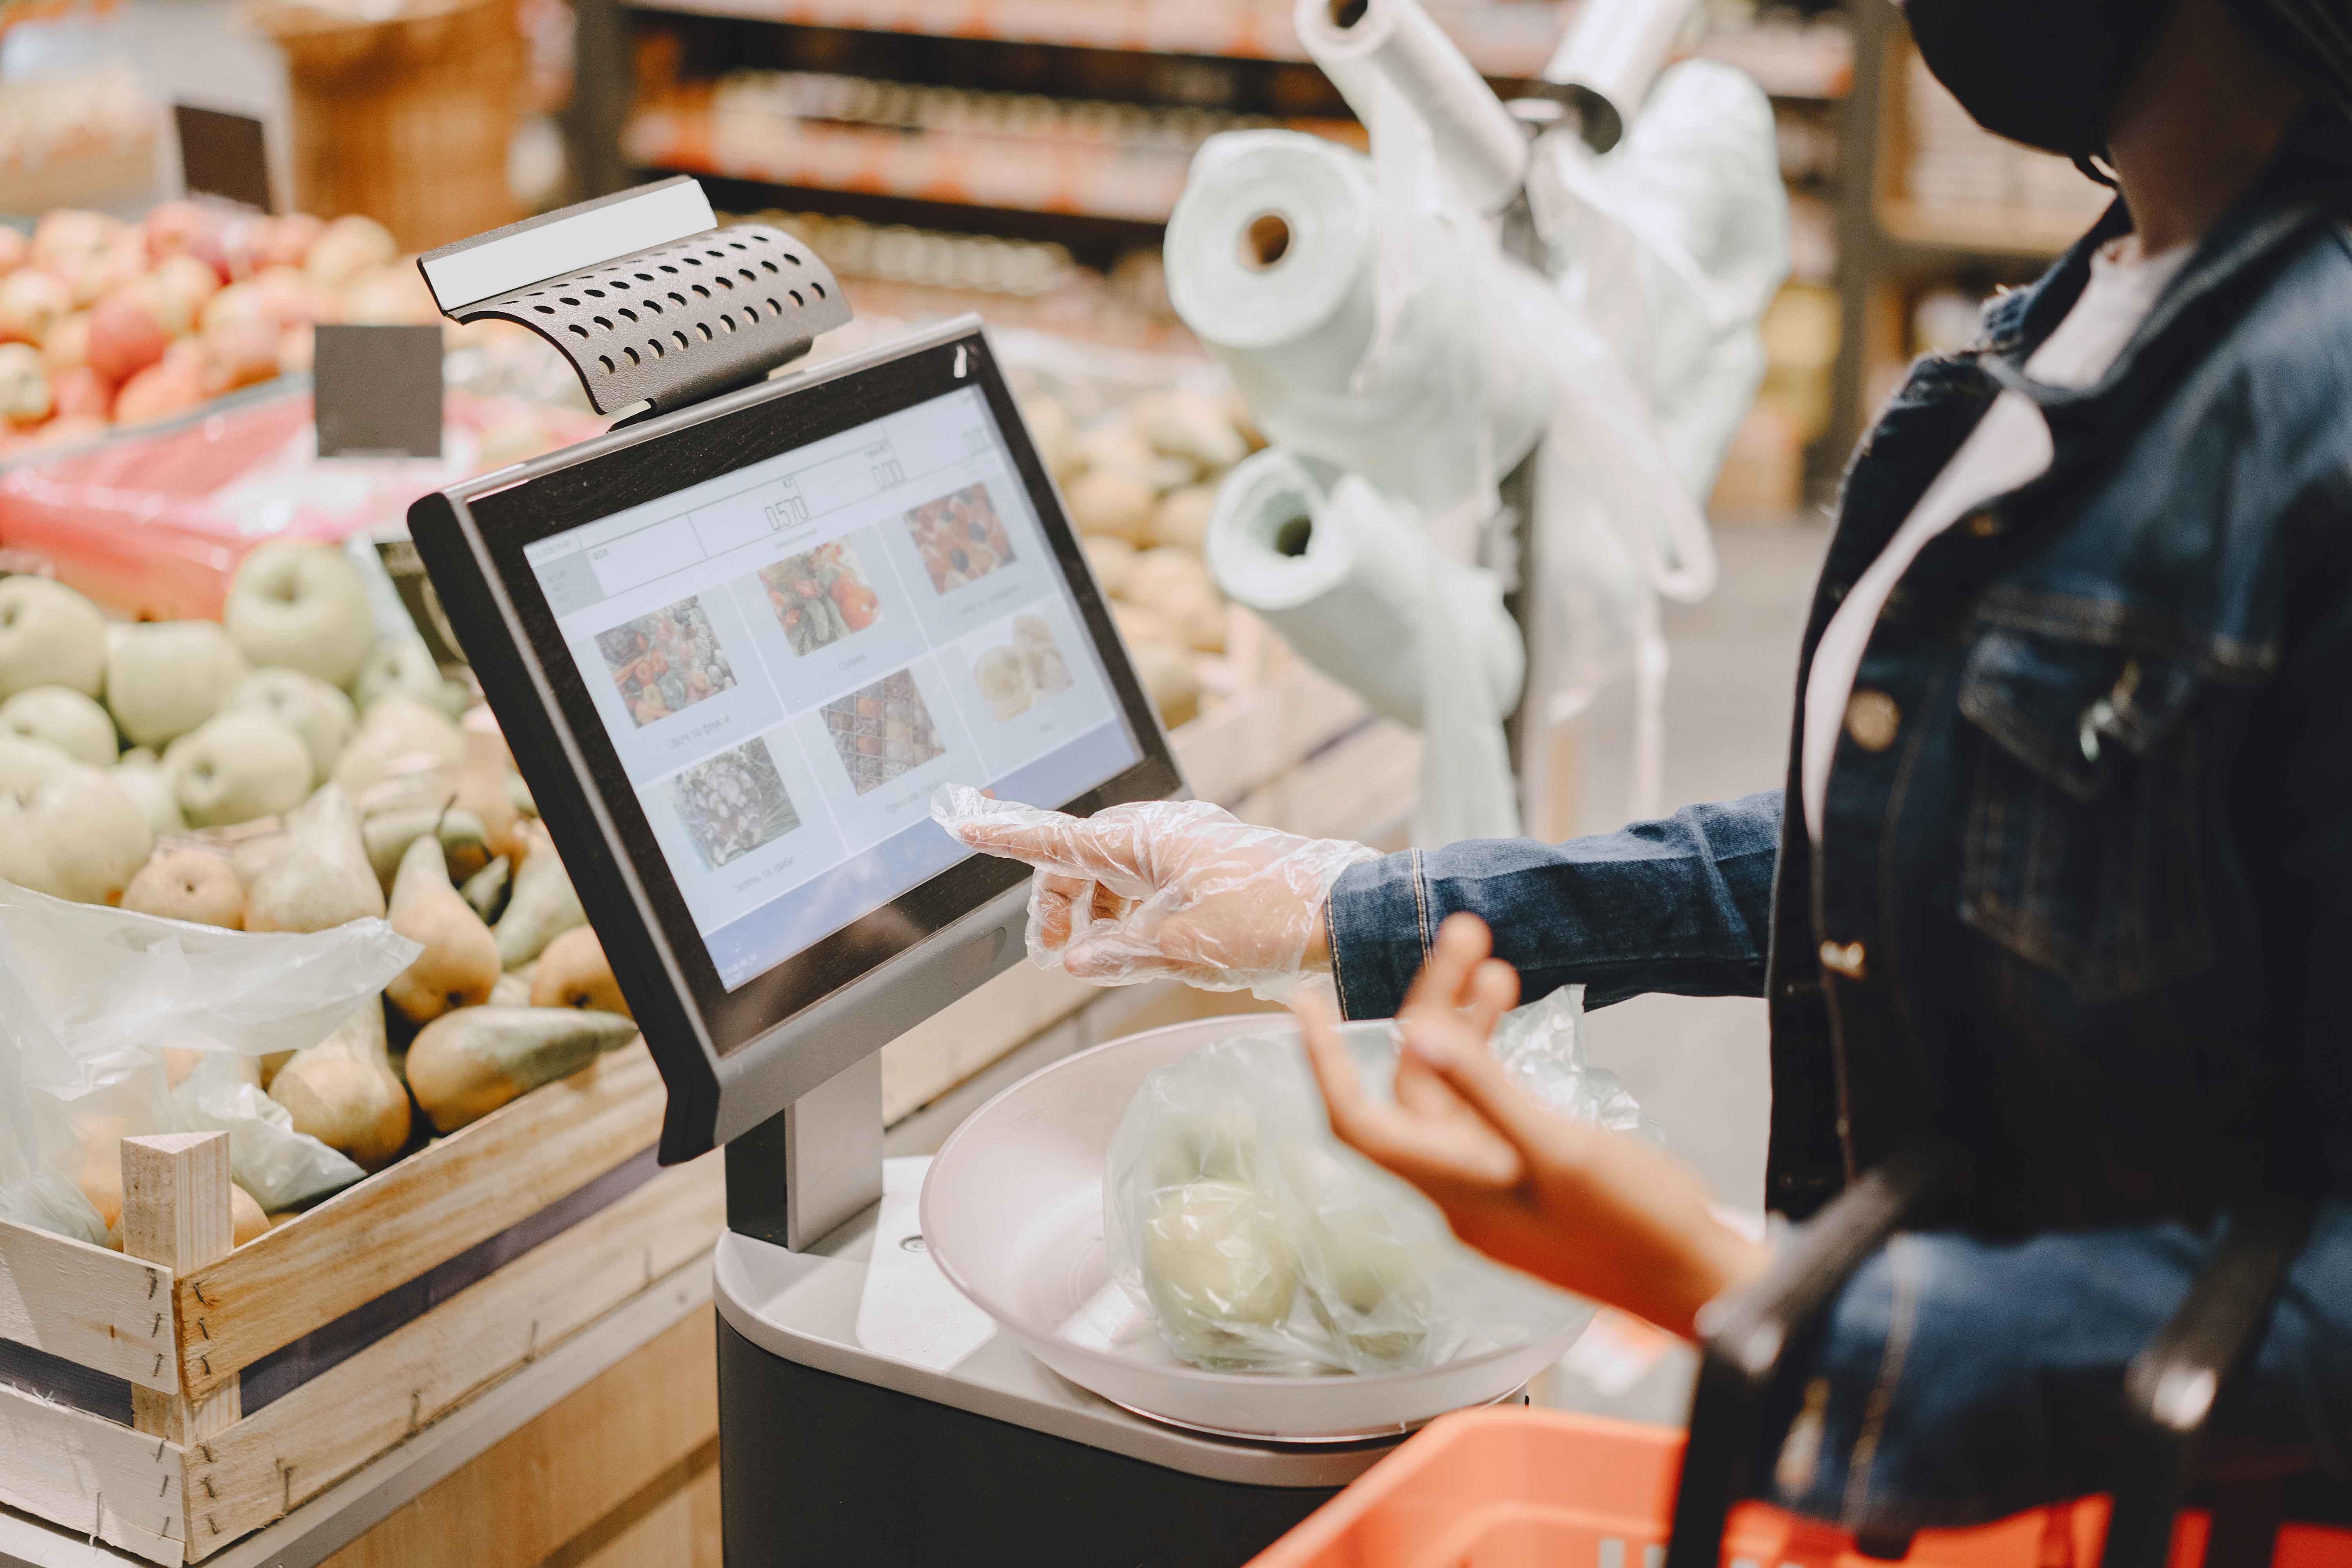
[932,786,1379,1000]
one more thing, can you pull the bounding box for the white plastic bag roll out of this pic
[1538,0,1699,152]
[1207,448,1522,843]
[1166,131,1551,526]
[1292,0,1527,214]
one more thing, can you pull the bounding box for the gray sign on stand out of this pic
[314,324,444,459]
[173,104,273,214]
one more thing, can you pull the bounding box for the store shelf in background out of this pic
[624,0,1852,98]
[630,104,1197,221]
[1875,196,2085,261]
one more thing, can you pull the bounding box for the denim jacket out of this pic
[1324,157,2352,1523]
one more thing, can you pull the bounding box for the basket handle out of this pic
[2100,1199,2318,1568]
[1663,1143,1965,1568]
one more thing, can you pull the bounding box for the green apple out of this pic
[106,620,249,750]
[0,762,154,905]
[225,668,356,786]
[165,710,314,828]
[0,577,106,701]
[0,685,116,766]
[111,750,186,835]
[224,541,376,690]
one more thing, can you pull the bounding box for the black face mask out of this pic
[1899,0,2180,158]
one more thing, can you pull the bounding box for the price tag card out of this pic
[174,105,273,214]
[314,323,444,459]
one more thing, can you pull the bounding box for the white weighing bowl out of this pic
[920,1015,1592,1442]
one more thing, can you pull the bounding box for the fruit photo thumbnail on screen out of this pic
[821,669,945,795]
[595,595,737,728]
[905,482,1016,595]
[974,613,1074,723]
[758,535,884,657]
[666,735,802,870]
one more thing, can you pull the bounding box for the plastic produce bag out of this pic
[0,881,417,1240]
[1105,986,1645,1375]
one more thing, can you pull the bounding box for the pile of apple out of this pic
[0,202,440,453]
[0,546,637,1196]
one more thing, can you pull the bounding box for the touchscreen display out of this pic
[521,385,1142,991]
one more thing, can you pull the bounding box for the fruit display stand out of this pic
[0,649,1414,1568]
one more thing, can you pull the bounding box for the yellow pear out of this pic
[244,784,384,932]
[122,846,245,928]
[385,829,499,1024]
[268,1000,410,1171]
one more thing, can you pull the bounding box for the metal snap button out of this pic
[1845,690,1901,752]
[1967,511,2005,538]
[1818,940,1867,979]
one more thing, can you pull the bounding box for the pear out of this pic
[530,925,628,1016]
[0,576,105,701]
[384,831,500,1024]
[461,854,510,924]
[494,819,585,969]
[224,669,356,786]
[0,732,69,794]
[456,722,521,860]
[334,695,463,799]
[122,846,245,928]
[165,710,313,828]
[0,762,153,904]
[244,784,385,932]
[269,1000,410,1170]
[223,541,376,689]
[0,685,114,765]
[105,620,248,749]
[230,1185,269,1247]
[353,635,443,711]
[362,805,489,888]
[110,754,186,835]
[488,968,533,1007]
[405,1006,637,1132]
[505,771,535,818]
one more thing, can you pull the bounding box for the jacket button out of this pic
[1845,690,1901,752]
[1818,939,1866,979]
[1967,511,2005,537]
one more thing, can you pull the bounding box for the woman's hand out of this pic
[934,786,1378,997]
[1294,912,1767,1338]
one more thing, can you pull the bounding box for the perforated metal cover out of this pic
[446,223,853,416]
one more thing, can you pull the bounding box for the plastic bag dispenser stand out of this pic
[417,179,1412,1567]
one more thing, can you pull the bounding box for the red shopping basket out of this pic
[1252,1151,2346,1568]
[1245,1405,2352,1568]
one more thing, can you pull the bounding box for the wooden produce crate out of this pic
[0,1041,719,1564]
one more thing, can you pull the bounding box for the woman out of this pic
[949,0,2352,1528]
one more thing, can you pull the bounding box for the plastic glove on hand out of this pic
[932,785,1377,999]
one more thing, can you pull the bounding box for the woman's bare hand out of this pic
[1294,912,1767,1338]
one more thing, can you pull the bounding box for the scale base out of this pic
[714,1157,1420,1566]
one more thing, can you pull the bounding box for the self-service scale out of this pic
[402,178,1548,1565]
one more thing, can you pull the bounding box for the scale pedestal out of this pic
[714,1156,1402,1566]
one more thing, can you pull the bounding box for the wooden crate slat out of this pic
[0,1218,177,1394]
[188,1153,724,1557]
[0,1377,185,1564]
[173,1043,667,1403]
[1176,661,1367,809]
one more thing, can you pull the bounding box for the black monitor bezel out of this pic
[409,321,1180,1156]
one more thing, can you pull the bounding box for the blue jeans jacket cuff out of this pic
[1327,850,1428,1020]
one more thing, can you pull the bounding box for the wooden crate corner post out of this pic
[120,1131,240,1444]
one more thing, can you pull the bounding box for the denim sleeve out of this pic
[1753,1204,2352,1534]
[1323,790,1785,1020]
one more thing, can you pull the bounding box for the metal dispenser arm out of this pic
[1526,0,1701,154]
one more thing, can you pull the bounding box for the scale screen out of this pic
[410,320,1180,1158]
[520,385,1140,991]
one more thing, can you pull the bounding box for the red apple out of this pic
[87,288,171,385]
[111,351,207,426]
[0,270,70,345]
[253,213,324,271]
[28,211,121,279]
[147,255,221,335]
[40,312,89,376]
[304,214,397,291]
[0,229,26,275]
[50,365,110,421]
[0,343,53,426]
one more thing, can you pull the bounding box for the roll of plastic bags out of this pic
[0,880,417,1239]
[1206,449,1522,843]
[1105,985,1642,1375]
[1292,0,1526,215]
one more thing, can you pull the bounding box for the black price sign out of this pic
[314,324,445,460]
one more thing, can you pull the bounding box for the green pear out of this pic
[405,1006,637,1132]
[110,752,186,835]
[105,621,248,750]
[0,577,105,701]
[0,685,114,765]
[461,854,511,924]
[494,820,585,969]
[362,805,490,887]
[333,695,463,799]
[244,784,386,932]
[224,541,376,689]
[225,668,356,786]
[165,710,313,828]
[0,762,154,904]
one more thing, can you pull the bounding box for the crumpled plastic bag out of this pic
[1105,985,1648,1375]
[0,880,417,1242]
